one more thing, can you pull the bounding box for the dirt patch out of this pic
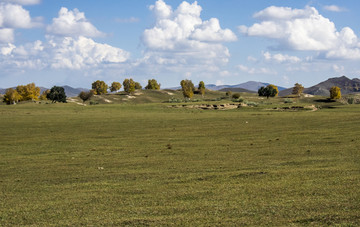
[67,98,86,106]
[170,103,244,110]
[270,105,318,112]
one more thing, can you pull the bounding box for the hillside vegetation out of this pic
[0,100,359,225]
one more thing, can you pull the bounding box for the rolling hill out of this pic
[279,76,360,96]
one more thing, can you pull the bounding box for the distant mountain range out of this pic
[2,76,360,98]
[279,76,360,96]
[168,81,288,92]
[0,85,89,97]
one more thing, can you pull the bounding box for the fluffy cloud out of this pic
[240,6,339,51]
[240,5,360,59]
[0,36,129,70]
[0,4,129,71]
[236,64,276,75]
[0,28,14,43]
[47,7,104,37]
[142,0,236,67]
[263,52,301,63]
[0,0,41,5]
[49,36,129,69]
[0,2,40,43]
[323,5,346,12]
[0,3,33,28]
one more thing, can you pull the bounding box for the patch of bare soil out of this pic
[170,103,246,110]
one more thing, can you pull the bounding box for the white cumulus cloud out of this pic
[240,6,338,51]
[263,52,301,63]
[0,3,33,28]
[142,0,236,68]
[49,36,129,69]
[240,5,360,60]
[47,7,104,38]
[0,28,14,43]
[0,36,130,70]
[0,2,40,43]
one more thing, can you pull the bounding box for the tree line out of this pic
[257,83,341,100]
[2,83,67,105]
[2,79,342,105]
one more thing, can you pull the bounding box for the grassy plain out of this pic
[0,96,360,226]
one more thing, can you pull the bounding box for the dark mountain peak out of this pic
[305,75,360,96]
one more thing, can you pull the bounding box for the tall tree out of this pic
[258,85,278,99]
[123,78,136,94]
[47,86,67,103]
[198,81,205,97]
[180,79,194,99]
[145,79,161,90]
[292,83,304,96]
[3,88,21,105]
[92,80,108,95]
[330,86,341,99]
[78,90,94,103]
[110,82,122,92]
[16,83,40,101]
[135,82,142,90]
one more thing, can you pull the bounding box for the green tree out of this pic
[16,83,40,101]
[78,90,94,103]
[258,84,279,99]
[145,79,161,90]
[198,81,205,97]
[92,80,108,95]
[180,79,194,99]
[3,88,21,105]
[110,82,122,92]
[292,83,304,96]
[232,93,241,99]
[47,86,67,103]
[135,82,142,90]
[330,86,341,99]
[123,78,136,94]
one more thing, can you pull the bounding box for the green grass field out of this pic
[0,97,360,225]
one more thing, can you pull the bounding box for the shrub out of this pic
[168,97,182,103]
[244,100,258,107]
[232,93,241,99]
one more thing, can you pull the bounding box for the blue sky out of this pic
[1,0,360,89]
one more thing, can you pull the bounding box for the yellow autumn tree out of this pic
[16,83,41,101]
[92,80,108,95]
[110,82,122,92]
[330,86,341,99]
[180,79,194,99]
[3,88,21,105]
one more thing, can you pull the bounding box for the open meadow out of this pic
[0,96,360,225]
